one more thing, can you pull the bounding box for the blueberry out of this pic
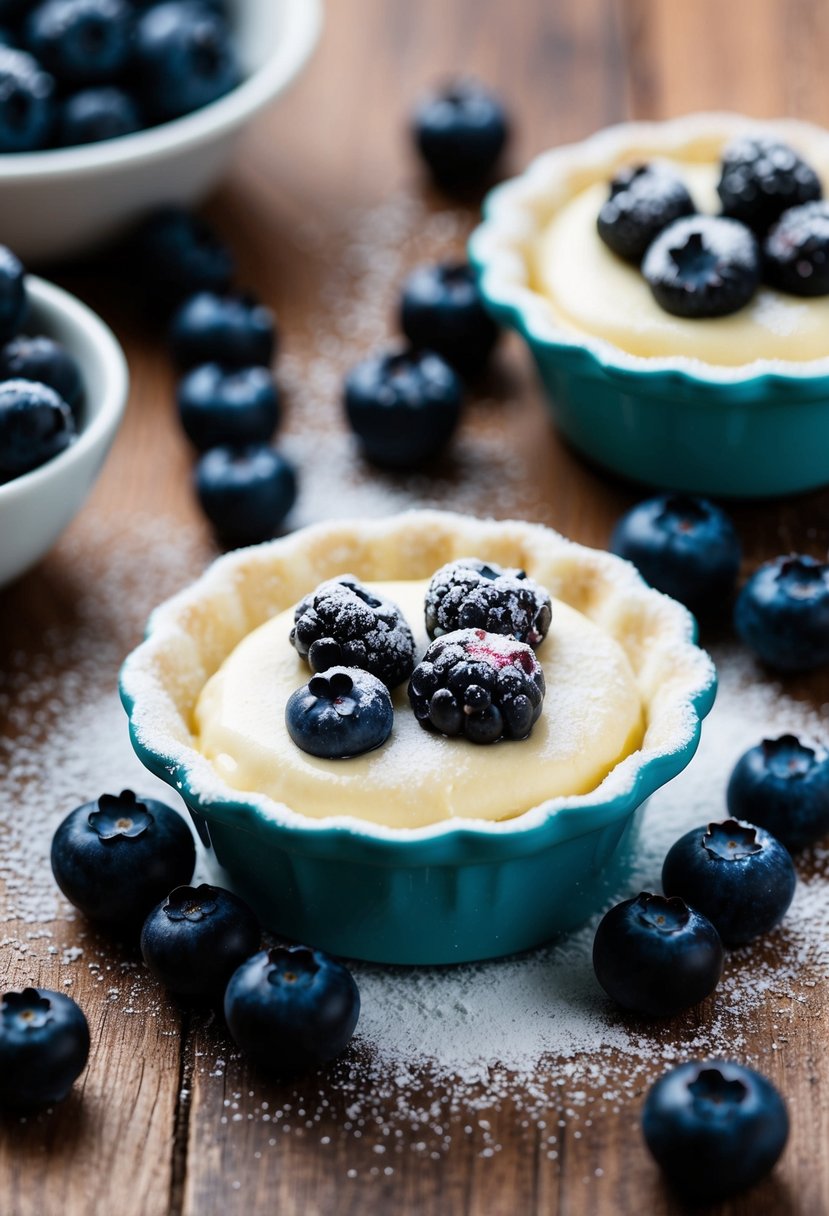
[0,379,76,482]
[50,789,196,926]
[592,892,723,1017]
[727,735,829,851]
[285,667,393,760]
[0,988,89,1109]
[131,206,235,304]
[412,79,509,190]
[642,215,760,318]
[178,364,279,450]
[425,559,552,647]
[169,291,276,369]
[610,495,741,613]
[224,945,360,1075]
[662,818,795,946]
[0,335,83,417]
[194,443,297,546]
[344,347,462,470]
[735,554,829,673]
[134,1,240,123]
[597,162,696,264]
[0,46,55,151]
[0,245,26,342]
[57,85,141,146]
[399,262,499,379]
[140,883,260,999]
[718,135,822,236]
[25,0,132,87]
[642,1060,789,1201]
[764,201,829,296]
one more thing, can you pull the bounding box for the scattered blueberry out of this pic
[412,78,509,190]
[134,0,240,122]
[224,945,360,1075]
[0,379,76,482]
[597,162,696,264]
[0,243,26,343]
[140,883,260,999]
[662,818,796,947]
[0,988,89,1109]
[285,667,394,760]
[718,135,822,235]
[642,1060,789,1201]
[425,558,552,646]
[344,346,462,470]
[399,262,499,379]
[194,443,297,546]
[408,627,545,744]
[610,494,741,613]
[57,84,140,145]
[0,334,83,416]
[764,200,829,296]
[290,575,415,689]
[642,215,760,318]
[592,892,723,1017]
[132,206,235,304]
[734,554,829,673]
[178,364,279,450]
[169,291,276,369]
[0,47,54,152]
[25,0,132,87]
[50,789,196,925]
[727,735,829,851]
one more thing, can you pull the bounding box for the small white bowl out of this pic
[0,0,323,263]
[0,276,129,587]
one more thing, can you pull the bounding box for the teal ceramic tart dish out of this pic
[469,113,829,499]
[120,510,716,965]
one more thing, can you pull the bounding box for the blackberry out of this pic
[408,628,545,745]
[290,576,415,690]
[717,135,822,235]
[597,162,695,264]
[642,215,760,319]
[764,201,829,296]
[425,558,552,647]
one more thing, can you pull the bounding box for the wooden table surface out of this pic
[3,2,829,1213]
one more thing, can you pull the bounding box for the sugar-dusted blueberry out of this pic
[592,892,723,1017]
[412,78,509,190]
[727,735,829,851]
[0,244,27,343]
[131,206,235,304]
[764,201,829,296]
[25,0,132,87]
[408,628,545,744]
[224,945,360,1075]
[194,443,296,546]
[141,883,260,999]
[425,558,552,647]
[643,1060,789,1202]
[0,988,89,1109]
[0,46,55,152]
[610,494,741,613]
[718,135,822,235]
[734,554,829,673]
[169,291,276,369]
[0,379,76,482]
[0,335,83,417]
[178,364,279,450]
[291,575,415,689]
[597,162,696,264]
[134,0,240,122]
[399,262,499,379]
[50,789,196,926]
[285,667,394,760]
[344,346,462,470]
[642,215,760,318]
[57,85,141,146]
[662,818,796,947]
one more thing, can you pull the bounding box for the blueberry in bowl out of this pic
[727,734,829,851]
[285,667,394,760]
[641,215,761,319]
[597,161,695,264]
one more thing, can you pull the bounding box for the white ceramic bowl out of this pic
[0,0,323,263]
[0,276,129,587]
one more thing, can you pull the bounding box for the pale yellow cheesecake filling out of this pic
[193,579,644,829]
[534,158,829,365]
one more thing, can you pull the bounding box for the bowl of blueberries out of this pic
[0,0,323,262]
[0,243,128,587]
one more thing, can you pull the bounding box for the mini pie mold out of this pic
[120,510,716,964]
[469,112,829,499]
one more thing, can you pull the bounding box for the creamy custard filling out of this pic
[533,155,829,365]
[193,579,644,829]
